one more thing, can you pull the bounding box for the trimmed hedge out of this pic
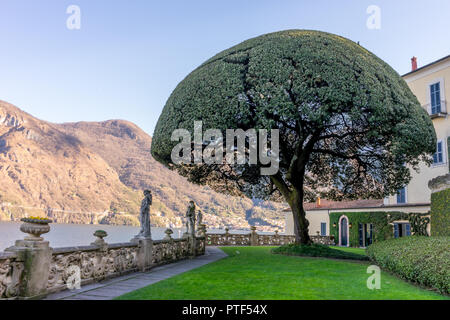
[272,243,368,261]
[366,236,450,294]
[430,188,450,236]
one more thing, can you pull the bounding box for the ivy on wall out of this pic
[329,211,430,247]
[407,212,430,236]
[430,188,450,236]
[448,137,450,171]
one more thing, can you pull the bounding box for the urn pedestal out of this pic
[5,217,53,298]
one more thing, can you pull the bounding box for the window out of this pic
[358,223,373,247]
[430,82,441,114]
[397,187,406,204]
[433,141,444,164]
[320,223,326,236]
[394,223,411,238]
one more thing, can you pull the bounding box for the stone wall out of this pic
[0,226,205,300]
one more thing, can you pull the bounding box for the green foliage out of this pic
[448,137,450,171]
[272,243,368,260]
[431,188,450,236]
[329,211,431,247]
[408,212,430,236]
[367,236,450,294]
[152,29,436,202]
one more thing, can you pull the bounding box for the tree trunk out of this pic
[288,187,312,245]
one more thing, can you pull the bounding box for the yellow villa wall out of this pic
[285,210,330,236]
[386,57,450,205]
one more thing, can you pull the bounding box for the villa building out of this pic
[285,54,450,246]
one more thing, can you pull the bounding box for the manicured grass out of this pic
[272,243,368,260]
[116,247,447,300]
[332,246,367,255]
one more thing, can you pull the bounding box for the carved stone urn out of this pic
[20,217,52,241]
[93,229,108,240]
[91,230,108,248]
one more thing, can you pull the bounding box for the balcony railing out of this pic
[423,100,447,118]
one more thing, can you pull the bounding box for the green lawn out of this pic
[117,247,447,300]
[332,246,367,255]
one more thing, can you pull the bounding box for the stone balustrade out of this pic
[0,224,205,300]
[46,243,140,294]
[0,252,22,299]
[205,228,334,246]
[152,237,205,266]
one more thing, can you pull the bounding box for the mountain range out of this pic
[0,100,285,231]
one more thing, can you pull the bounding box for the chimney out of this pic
[316,197,321,207]
[411,56,418,71]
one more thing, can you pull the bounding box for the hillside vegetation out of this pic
[0,100,284,230]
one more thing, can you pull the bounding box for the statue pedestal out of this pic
[131,237,153,271]
[182,234,196,258]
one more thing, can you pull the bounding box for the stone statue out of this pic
[186,200,196,236]
[137,190,152,238]
[197,210,203,226]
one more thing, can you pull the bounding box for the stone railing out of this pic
[152,236,205,266]
[0,252,23,299]
[205,227,334,246]
[0,223,205,300]
[46,243,140,294]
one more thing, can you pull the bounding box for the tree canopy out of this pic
[152,30,436,243]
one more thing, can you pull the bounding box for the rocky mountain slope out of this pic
[0,100,285,231]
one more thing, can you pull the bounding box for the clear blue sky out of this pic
[0,0,449,136]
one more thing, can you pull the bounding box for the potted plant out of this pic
[20,216,52,241]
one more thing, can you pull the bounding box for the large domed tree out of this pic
[152,30,436,245]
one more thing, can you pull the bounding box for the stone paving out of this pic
[44,247,227,300]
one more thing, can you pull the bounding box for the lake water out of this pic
[0,222,184,251]
[0,222,270,252]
